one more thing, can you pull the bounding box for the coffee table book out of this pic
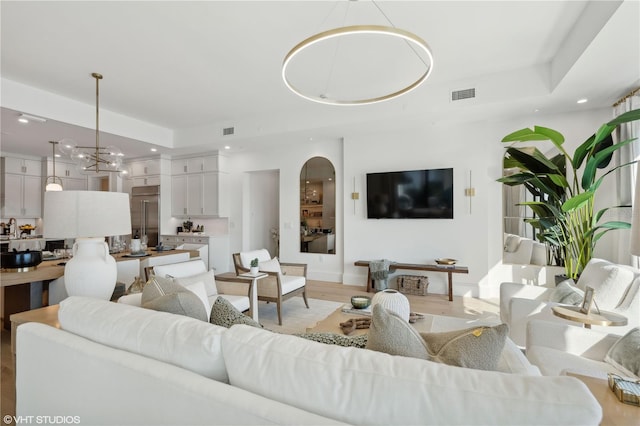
[341,304,372,316]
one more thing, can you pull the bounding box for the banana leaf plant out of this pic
[498,108,640,279]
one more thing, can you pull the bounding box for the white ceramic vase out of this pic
[250,266,259,276]
[64,237,117,300]
[371,289,411,322]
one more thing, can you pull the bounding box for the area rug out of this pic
[257,298,343,335]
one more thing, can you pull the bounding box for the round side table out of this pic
[552,305,628,329]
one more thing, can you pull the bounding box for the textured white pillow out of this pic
[549,280,584,305]
[577,259,635,310]
[504,234,520,253]
[182,281,211,317]
[604,327,640,379]
[259,257,282,274]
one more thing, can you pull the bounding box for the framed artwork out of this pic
[580,286,595,314]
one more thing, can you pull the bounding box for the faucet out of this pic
[8,218,18,239]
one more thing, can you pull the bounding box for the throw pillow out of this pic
[419,324,509,371]
[141,274,181,305]
[142,291,208,322]
[209,296,263,329]
[504,234,520,253]
[174,270,218,296]
[577,259,635,310]
[365,304,430,359]
[181,281,211,317]
[294,332,368,348]
[365,304,508,371]
[604,327,640,379]
[549,279,584,305]
[259,257,282,274]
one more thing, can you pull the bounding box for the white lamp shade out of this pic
[44,191,131,238]
[631,171,640,256]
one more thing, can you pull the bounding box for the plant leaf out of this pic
[607,108,640,126]
[562,192,593,212]
[533,126,565,148]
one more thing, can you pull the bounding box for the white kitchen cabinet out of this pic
[2,173,42,217]
[187,174,203,215]
[132,176,160,187]
[4,157,41,175]
[171,175,188,216]
[171,155,220,175]
[131,159,161,176]
[202,173,219,216]
[46,160,87,190]
[171,173,224,217]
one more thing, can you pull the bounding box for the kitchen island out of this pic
[0,249,198,329]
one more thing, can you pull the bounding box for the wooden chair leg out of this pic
[302,288,309,308]
[277,302,282,325]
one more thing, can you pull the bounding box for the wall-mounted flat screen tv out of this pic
[366,168,453,219]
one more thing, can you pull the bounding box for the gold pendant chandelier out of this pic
[60,73,124,173]
[282,1,434,106]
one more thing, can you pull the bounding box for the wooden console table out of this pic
[354,260,469,301]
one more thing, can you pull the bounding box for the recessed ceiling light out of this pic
[577,98,588,104]
[150,148,157,152]
[224,145,231,150]
[18,113,47,123]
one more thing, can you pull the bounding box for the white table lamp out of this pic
[44,191,131,299]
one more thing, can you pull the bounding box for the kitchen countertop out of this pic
[1,249,198,287]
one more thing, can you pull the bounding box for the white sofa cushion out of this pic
[59,296,229,382]
[239,249,271,268]
[215,294,250,313]
[526,346,623,379]
[576,258,635,310]
[222,325,601,425]
[281,274,306,293]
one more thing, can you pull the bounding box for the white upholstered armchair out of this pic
[233,249,308,325]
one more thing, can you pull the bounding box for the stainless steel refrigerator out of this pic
[130,185,160,247]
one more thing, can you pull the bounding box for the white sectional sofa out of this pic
[500,258,640,347]
[15,297,602,425]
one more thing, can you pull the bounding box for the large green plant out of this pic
[498,109,640,279]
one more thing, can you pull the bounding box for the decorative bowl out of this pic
[435,258,457,265]
[351,296,372,309]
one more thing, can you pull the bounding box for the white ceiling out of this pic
[1,1,639,160]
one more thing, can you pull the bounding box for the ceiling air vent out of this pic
[451,88,476,101]
[222,126,235,136]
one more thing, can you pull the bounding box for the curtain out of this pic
[614,92,640,268]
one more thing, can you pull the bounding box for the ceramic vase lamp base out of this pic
[64,237,117,300]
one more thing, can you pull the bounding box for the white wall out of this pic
[224,106,622,298]
[226,138,344,282]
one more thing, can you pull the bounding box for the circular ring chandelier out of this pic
[282,25,434,106]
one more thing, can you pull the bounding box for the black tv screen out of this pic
[366,168,454,219]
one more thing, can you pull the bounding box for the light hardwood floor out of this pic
[0,280,500,422]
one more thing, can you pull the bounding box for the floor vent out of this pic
[451,88,476,101]
[222,127,235,136]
